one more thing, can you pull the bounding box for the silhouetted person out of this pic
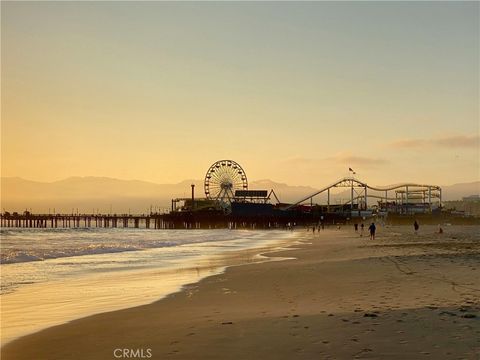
[438,225,443,234]
[414,220,419,234]
[360,223,365,236]
[354,223,358,232]
[368,222,376,240]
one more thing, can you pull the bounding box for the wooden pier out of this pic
[0,214,173,229]
[0,211,343,230]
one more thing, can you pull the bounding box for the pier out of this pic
[0,213,171,229]
[0,161,456,230]
[0,211,350,230]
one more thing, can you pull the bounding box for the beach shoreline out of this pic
[2,225,479,359]
[0,229,299,346]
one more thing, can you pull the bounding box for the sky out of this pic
[2,1,479,187]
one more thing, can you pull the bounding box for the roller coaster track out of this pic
[282,177,441,210]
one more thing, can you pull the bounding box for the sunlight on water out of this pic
[0,228,296,345]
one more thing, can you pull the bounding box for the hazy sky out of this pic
[2,1,479,187]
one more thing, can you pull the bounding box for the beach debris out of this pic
[363,313,378,318]
[462,314,477,319]
[221,321,234,325]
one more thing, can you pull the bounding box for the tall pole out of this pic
[385,190,388,212]
[364,185,367,210]
[191,184,195,210]
[428,187,432,213]
[351,179,354,213]
[405,186,409,215]
[327,188,330,213]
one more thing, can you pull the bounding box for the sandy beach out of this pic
[2,225,479,359]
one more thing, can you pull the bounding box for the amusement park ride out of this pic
[171,160,280,213]
[172,160,442,217]
[0,159,451,230]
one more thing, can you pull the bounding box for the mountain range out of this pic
[1,177,478,214]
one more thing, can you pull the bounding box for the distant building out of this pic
[462,195,480,202]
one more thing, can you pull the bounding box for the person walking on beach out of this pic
[368,222,376,240]
[354,223,358,232]
[360,223,364,237]
[414,220,419,234]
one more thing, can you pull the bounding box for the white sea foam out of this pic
[0,228,297,345]
[0,228,256,264]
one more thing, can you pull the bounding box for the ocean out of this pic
[0,228,296,345]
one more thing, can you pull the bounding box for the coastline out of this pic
[2,225,479,359]
[0,229,299,346]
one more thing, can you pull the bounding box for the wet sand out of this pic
[2,225,479,359]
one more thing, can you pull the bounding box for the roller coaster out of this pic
[282,176,442,214]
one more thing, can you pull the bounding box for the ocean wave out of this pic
[0,228,263,264]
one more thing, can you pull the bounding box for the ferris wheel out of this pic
[204,160,248,204]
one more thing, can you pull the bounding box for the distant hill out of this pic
[441,181,480,201]
[1,177,478,213]
[249,179,318,203]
